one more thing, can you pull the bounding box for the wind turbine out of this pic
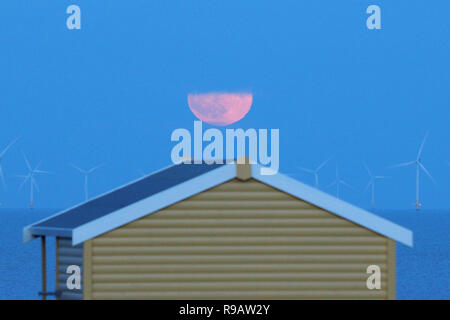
[390,132,435,211]
[0,137,20,190]
[17,152,49,209]
[297,157,332,188]
[363,163,388,209]
[71,164,103,201]
[327,165,352,199]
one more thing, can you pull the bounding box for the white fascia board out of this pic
[23,210,72,243]
[72,163,237,245]
[23,226,73,243]
[252,165,413,247]
[23,226,34,243]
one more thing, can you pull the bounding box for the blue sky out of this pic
[0,1,449,209]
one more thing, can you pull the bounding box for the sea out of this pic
[0,209,449,300]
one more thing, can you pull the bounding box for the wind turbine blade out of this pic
[18,175,30,190]
[71,163,86,174]
[34,170,50,175]
[417,132,429,159]
[34,161,42,171]
[88,163,104,174]
[363,162,372,177]
[316,157,332,172]
[419,163,436,184]
[375,176,389,179]
[297,166,314,174]
[364,180,372,192]
[326,181,336,188]
[22,151,32,171]
[340,179,353,190]
[0,137,19,158]
[389,161,415,168]
[34,163,50,174]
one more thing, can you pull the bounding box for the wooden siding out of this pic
[387,239,396,299]
[57,238,83,300]
[83,240,92,300]
[86,179,394,299]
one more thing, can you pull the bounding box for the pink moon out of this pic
[187,92,253,126]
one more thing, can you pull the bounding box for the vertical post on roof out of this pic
[41,236,46,300]
[236,156,252,181]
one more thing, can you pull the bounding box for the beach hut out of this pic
[23,160,412,300]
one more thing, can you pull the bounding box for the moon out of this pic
[187,92,253,126]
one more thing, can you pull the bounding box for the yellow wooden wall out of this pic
[83,179,395,299]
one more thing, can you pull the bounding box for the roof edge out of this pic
[22,161,189,243]
[71,162,237,245]
[251,164,413,247]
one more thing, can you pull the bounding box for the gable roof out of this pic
[24,161,413,247]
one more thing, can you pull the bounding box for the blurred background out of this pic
[0,0,449,210]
